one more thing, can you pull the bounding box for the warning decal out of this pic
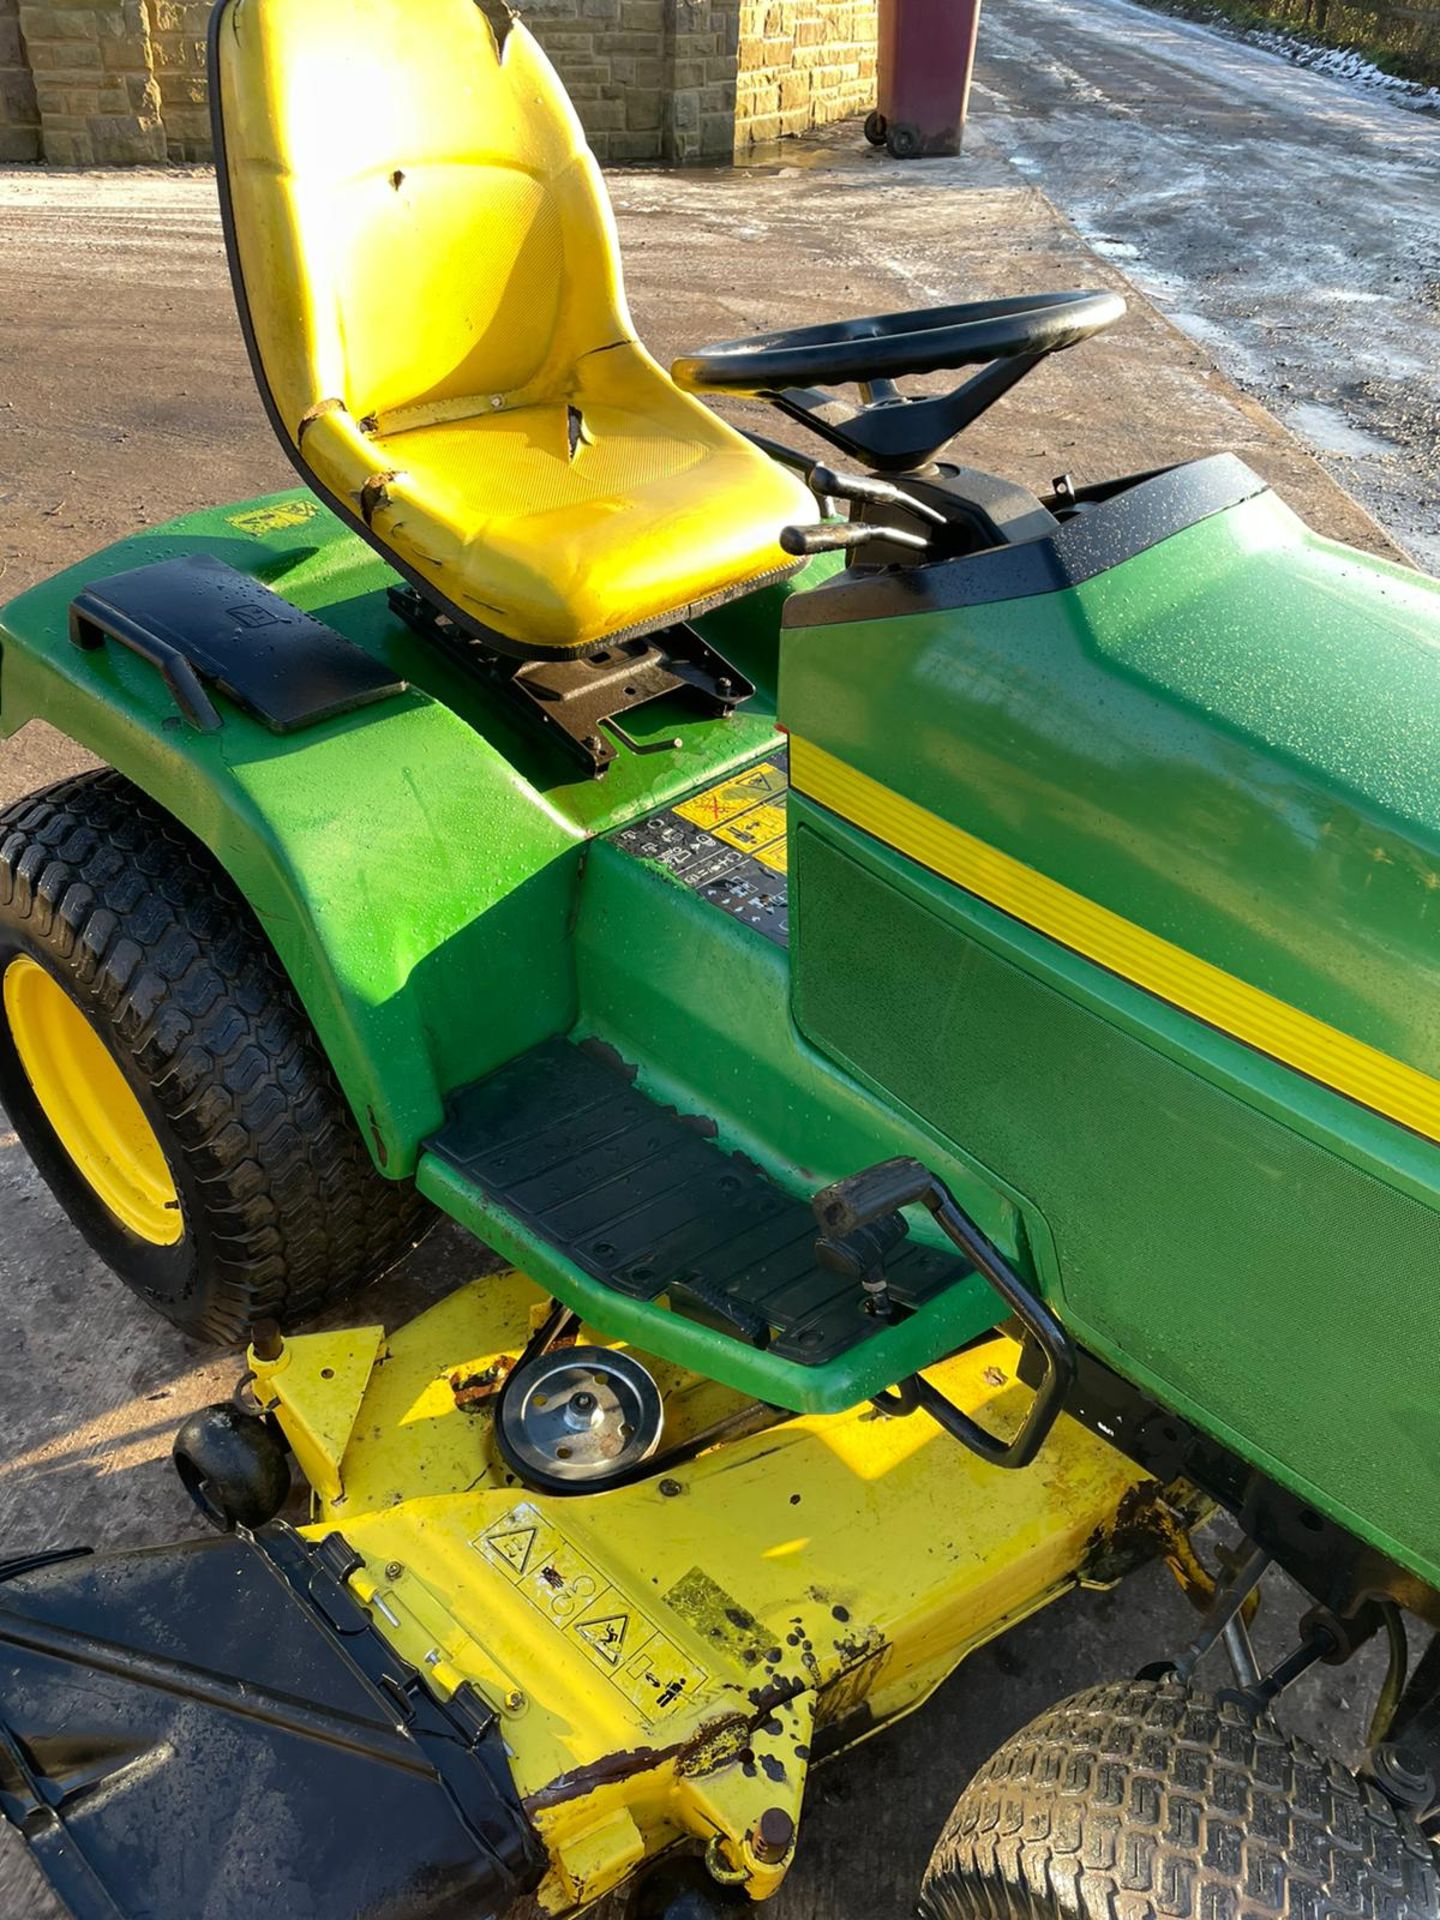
[574,1612,629,1665]
[713,801,786,858]
[474,1505,711,1722]
[611,748,790,947]
[226,498,321,537]
[674,760,787,830]
[486,1526,536,1576]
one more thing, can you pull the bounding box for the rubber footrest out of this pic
[430,1040,968,1366]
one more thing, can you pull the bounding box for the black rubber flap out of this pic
[0,1525,541,1920]
[69,553,405,734]
[431,1039,968,1364]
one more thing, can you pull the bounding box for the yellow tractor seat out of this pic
[211,0,816,658]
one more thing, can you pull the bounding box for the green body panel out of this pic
[6,471,1440,1585]
[792,808,1440,1588]
[780,489,1440,1586]
[0,492,816,1173]
[416,837,1039,1412]
[782,489,1440,1076]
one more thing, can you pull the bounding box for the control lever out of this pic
[780,521,929,558]
[812,1157,1077,1470]
[810,464,947,526]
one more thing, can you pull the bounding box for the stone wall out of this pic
[520,0,676,164]
[734,0,876,149]
[15,0,164,164]
[0,0,877,165]
[145,0,213,161]
[0,0,39,158]
[531,0,877,161]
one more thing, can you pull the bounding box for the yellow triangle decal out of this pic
[575,1612,629,1666]
[488,1526,537,1576]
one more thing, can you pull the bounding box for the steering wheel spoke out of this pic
[672,289,1124,473]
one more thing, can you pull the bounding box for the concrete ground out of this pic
[973,0,1440,573]
[0,128,1419,1916]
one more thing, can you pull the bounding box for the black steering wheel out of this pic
[671,289,1124,396]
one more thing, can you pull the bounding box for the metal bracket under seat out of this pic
[69,553,407,734]
[388,584,754,778]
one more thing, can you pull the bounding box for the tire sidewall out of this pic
[0,922,217,1333]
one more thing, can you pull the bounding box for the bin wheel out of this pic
[0,770,432,1344]
[173,1403,290,1531]
[920,1678,1440,1920]
[885,123,922,159]
[863,109,887,146]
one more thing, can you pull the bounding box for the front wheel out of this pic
[921,1678,1440,1919]
[0,770,431,1343]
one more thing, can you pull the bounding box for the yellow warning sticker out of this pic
[613,748,790,947]
[712,802,786,862]
[475,1505,711,1721]
[614,1631,706,1718]
[674,761,786,831]
[226,499,321,536]
[486,1525,538,1576]
[574,1611,630,1666]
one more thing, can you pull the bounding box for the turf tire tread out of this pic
[921,1678,1439,1920]
[0,769,429,1341]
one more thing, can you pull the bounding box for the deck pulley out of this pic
[496,1345,664,1491]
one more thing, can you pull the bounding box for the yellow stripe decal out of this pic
[790,735,1440,1145]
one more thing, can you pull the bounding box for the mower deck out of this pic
[249,1268,1162,1912]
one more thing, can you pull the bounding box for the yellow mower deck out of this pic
[251,1269,1173,1911]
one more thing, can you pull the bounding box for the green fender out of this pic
[0,491,803,1175]
[0,497,581,1173]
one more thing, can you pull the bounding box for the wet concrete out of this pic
[0,154,1414,1916]
[971,0,1440,571]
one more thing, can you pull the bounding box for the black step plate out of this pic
[431,1040,969,1365]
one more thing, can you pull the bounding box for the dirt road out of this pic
[974,0,1440,570]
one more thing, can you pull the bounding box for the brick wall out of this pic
[0,0,877,165]
[667,0,742,163]
[0,0,39,158]
[522,0,674,163]
[531,0,876,161]
[522,0,743,162]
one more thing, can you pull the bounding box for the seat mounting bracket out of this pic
[388,585,754,777]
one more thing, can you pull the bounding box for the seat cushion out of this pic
[217,0,816,655]
[302,343,817,653]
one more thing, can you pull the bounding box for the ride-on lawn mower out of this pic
[2,2,1440,1915]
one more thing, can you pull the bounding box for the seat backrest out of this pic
[213,0,634,439]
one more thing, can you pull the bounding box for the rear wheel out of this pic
[863,108,888,146]
[0,770,431,1343]
[921,1678,1440,1919]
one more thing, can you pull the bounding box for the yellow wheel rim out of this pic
[3,953,182,1246]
